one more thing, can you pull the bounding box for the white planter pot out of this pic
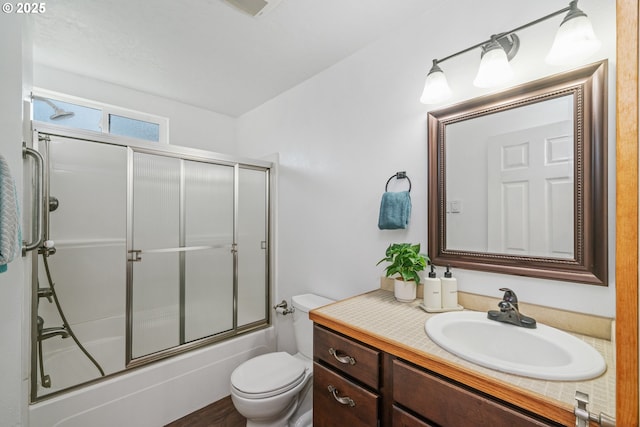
[394,279,417,303]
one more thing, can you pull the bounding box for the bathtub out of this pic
[37,335,123,395]
[29,324,276,427]
[36,316,125,397]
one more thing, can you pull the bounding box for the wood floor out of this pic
[165,396,246,427]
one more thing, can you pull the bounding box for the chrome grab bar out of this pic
[22,143,45,255]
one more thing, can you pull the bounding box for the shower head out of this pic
[49,107,75,120]
[33,95,75,120]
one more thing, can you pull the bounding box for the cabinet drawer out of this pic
[392,405,437,427]
[314,324,380,389]
[393,360,558,427]
[313,363,379,427]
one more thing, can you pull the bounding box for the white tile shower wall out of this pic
[237,0,617,358]
[37,243,126,326]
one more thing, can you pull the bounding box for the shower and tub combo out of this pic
[24,123,275,426]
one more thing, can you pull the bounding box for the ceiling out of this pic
[31,0,438,117]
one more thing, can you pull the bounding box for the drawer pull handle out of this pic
[328,347,356,365]
[327,385,356,407]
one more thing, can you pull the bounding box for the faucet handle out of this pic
[498,288,519,310]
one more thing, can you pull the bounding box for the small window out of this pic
[33,97,102,132]
[109,114,160,142]
[32,89,169,144]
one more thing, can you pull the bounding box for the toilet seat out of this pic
[231,352,307,399]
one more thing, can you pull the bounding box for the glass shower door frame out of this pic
[125,146,270,367]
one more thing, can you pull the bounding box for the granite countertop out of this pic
[310,289,615,423]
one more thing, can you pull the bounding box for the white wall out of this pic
[0,14,32,427]
[33,65,237,155]
[237,0,617,353]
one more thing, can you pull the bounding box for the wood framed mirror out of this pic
[427,60,607,285]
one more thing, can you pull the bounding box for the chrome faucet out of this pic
[487,288,537,328]
[37,316,70,341]
[39,326,70,341]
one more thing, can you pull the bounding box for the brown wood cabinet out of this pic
[312,324,382,426]
[314,323,562,427]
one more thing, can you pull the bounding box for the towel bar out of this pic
[385,171,411,192]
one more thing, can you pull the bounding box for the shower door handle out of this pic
[128,250,142,262]
[22,143,45,255]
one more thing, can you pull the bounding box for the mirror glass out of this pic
[446,95,574,259]
[428,61,607,285]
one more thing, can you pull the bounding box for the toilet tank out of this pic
[292,294,335,358]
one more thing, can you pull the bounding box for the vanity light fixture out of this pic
[420,0,600,104]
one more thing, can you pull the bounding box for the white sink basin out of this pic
[425,311,606,381]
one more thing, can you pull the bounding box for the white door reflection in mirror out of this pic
[486,121,574,258]
[445,95,574,259]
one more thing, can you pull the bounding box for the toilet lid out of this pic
[231,352,306,398]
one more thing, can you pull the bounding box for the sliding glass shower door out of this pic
[128,151,235,360]
[237,168,269,327]
[183,160,235,342]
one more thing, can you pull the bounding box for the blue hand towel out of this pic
[378,191,411,230]
[0,153,21,273]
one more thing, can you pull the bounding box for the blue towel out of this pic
[0,154,21,273]
[378,191,411,230]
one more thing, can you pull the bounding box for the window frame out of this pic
[32,88,170,144]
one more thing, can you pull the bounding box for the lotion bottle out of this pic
[423,264,441,310]
[441,265,458,309]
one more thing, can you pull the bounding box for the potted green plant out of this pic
[377,243,429,302]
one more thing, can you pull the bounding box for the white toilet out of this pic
[230,293,334,427]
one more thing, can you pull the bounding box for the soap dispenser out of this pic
[441,265,458,309]
[423,264,441,310]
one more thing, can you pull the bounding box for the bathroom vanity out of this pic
[310,289,615,427]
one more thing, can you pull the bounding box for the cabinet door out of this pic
[393,360,559,427]
[313,363,379,427]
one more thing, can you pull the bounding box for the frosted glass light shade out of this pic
[420,65,452,104]
[545,14,601,65]
[473,45,514,88]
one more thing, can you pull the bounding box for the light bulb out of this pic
[473,42,514,88]
[420,61,452,104]
[546,12,601,65]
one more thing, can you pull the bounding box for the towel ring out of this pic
[385,171,411,192]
